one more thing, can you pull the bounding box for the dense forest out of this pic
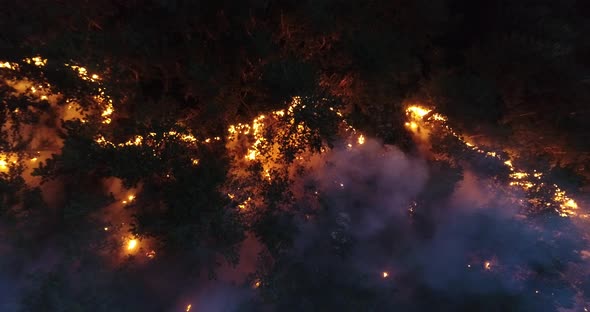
[0,1,589,311]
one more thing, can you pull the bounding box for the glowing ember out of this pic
[382,271,389,278]
[484,261,492,270]
[146,250,156,259]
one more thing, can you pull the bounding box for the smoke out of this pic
[0,273,18,311]
[268,138,586,311]
[188,282,255,312]
[312,139,428,238]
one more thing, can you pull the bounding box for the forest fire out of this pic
[1,53,588,312]
[0,1,589,311]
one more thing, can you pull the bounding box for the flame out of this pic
[0,61,17,69]
[484,261,492,270]
[23,56,47,67]
[357,134,365,145]
[510,172,528,179]
[186,304,192,312]
[228,96,308,162]
[0,159,8,172]
[0,154,18,172]
[242,115,267,161]
[382,271,389,278]
[68,65,101,82]
[238,197,252,210]
[127,239,138,251]
[406,106,432,118]
[122,194,135,205]
[101,104,114,124]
